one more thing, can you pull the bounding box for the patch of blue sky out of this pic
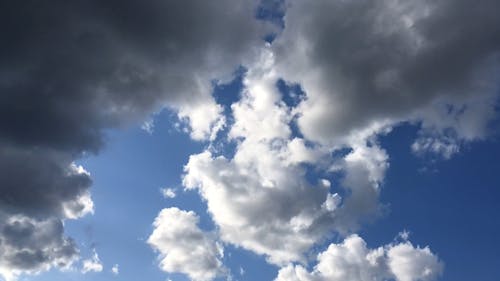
[360,123,500,281]
[57,110,211,281]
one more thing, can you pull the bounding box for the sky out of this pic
[0,1,500,281]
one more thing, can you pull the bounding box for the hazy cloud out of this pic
[81,250,103,274]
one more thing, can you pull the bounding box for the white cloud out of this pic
[160,188,177,199]
[182,49,388,265]
[153,0,499,277]
[387,242,443,281]
[82,250,103,274]
[111,264,119,275]
[275,234,443,281]
[0,0,266,276]
[178,98,226,141]
[229,48,291,142]
[148,207,225,281]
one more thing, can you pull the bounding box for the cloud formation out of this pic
[174,0,500,276]
[148,208,225,281]
[182,49,389,266]
[275,234,443,281]
[0,0,264,279]
[0,0,263,149]
[2,0,500,280]
[274,0,499,151]
[0,215,78,281]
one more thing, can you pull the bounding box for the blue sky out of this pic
[26,79,500,281]
[1,1,500,281]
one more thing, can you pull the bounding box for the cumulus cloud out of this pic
[275,234,443,281]
[182,49,389,265]
[174,0,499,275]
[0,0,266,279]
[273,0,500,150]
[81,250,103,274]
[0,215,78,281]
[148,208,225,281]
[0,147,91,281]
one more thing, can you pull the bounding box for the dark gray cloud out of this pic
[0,215,78,279]
[0,0,264,278]
[0,145,92,218]
[274,0,500,145]
[0,0,262,152]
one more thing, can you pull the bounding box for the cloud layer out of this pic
[181,49,389,265]
[1,0,499,280]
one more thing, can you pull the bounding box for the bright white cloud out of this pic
[275,234,443,281]
[148,207,225,281]
[182,49,388,265]
[160,188,177,199]
[82,250,103,274]
[178,98,226,141]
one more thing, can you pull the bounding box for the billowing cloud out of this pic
[175,0,499,276]
[275,234,443,281]
[0,0,263,149]
[0,0,265,279]
[0,147,91,281]
[148,208,225,281]
[273,0,499,151]
[180,0,500,268]
[0,215,78,281]
[182,50,388,265]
